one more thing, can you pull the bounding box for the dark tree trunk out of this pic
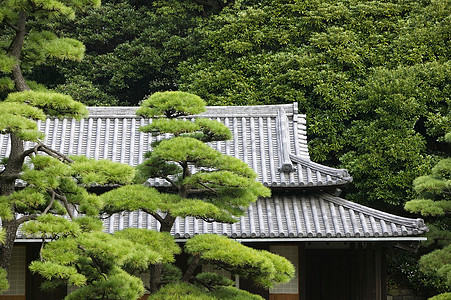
[149,263,163,293]
[160,215,175,233]
[0,8,31,273]
[9,9,30,92]
[0,135,26,271]
[0,221,19,271]
[0,135,25,195]
[182,254,200,282]
[148,215,176,293]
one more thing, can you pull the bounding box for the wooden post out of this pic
[299,244,306,300]
[375,246,382,300]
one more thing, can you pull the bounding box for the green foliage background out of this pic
[28,0,450,210]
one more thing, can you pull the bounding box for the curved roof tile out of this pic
[0,104,351,188]
[100,192,427,240]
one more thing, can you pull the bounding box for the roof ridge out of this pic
[318,192,427,230]
[276,108,294,172]
[289,154,353,181]
[87,103,299,118]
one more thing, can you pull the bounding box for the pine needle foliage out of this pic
[405,132,451,298]
[185,234,295,288]
[101,91,293,297]
[0,0,150,297]
[137,91,206,118]
[6,91,88,120]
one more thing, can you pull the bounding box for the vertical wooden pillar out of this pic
[381,247,387,299]
[375,246,382,300]
[358,243,366,300]
[350,243,358,300]
[299,244,305,300]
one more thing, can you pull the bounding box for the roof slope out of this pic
[0,103,351,188]
[14,192,427,241]
[100,192,427,240]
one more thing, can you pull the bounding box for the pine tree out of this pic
[99,91,294,298]
[0,0,137,294]
[26,91,294,299]
[405,132,451,299]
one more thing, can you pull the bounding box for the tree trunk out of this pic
[149,263,163,293]
[0,8,30,272]
[147,216,176,293]
[0,221,19,271]
[0,135,25,196]
[160,215,175,233]
[0,134,25,271]
[182,254,200,282]
[10,9,30,92]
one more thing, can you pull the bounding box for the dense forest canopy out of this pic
[23,0,450,210]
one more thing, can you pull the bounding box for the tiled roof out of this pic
[0,103,352,188]
[14,192,427,240]
[2,103,427,241]
[100,192,427,240]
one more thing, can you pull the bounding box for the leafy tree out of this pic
[27,0,205,105]
[405,132,451,299]
[24,0,449,207]
[340,62,450,207]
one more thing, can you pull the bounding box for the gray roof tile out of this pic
[0,103,351,188]
[2,103,426,241]
[100,192,427,239]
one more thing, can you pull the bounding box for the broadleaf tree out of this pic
[177,0,450,210]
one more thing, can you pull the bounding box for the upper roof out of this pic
[0,103,352,188]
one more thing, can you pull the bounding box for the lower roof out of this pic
[12,192,427,242]
[100,192,427,241]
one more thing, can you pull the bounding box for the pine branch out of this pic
[198,182,217,193]
[193,277,214,292]
[51,190,75,220]
[16,213,38,225]
[163,176,178,188]
[78,245,108,281]
[22,143,74,164]
[43,191,56,214]
[35,144,74,163]
[21,143,41,159]
[145,210,164,224]
[4,20,19,32]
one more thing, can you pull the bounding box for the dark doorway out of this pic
[305,249,354,300]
